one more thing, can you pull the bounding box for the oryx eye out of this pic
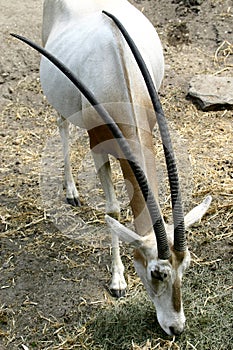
[151,270,166,281]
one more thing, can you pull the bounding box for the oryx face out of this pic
[134,247,191,335]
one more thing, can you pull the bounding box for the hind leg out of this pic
[92,152,127,297]
[57,115,81,206]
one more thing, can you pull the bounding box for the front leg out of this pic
[57,115,81,206]
[110,233,127,297]
[92,152,120,218]
[92,152,127,297]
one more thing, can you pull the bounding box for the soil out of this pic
[0,0,232,349]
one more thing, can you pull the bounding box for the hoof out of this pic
[66,197,81,207]
[110,288,126,298]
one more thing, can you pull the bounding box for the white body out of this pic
[41,0,164,119]
[40,0,211,336]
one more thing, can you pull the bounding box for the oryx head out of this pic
[106,194,211,335]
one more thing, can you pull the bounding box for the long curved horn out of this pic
[102,11,186,252]
[11,33,171,259]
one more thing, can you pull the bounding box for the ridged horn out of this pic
[11,33,171,259]
[103,11,186,252]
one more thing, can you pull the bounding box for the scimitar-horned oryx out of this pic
[11,0,212,336]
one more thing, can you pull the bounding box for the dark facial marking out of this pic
[169,248,186,267]
[134,249,147,268]
[151,270,164,281]
[172,277,182,312]
[170,249,184,313]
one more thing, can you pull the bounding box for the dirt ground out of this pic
[1,0,232,349]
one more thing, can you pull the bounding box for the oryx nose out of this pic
[169,326,184,336]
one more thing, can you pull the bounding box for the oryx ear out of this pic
[184,195,212,229]
[105,215,144,248]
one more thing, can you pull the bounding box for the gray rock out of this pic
[187,75,233,111]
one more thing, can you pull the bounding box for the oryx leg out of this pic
[57,115,81,207]
[92,152,126,297]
